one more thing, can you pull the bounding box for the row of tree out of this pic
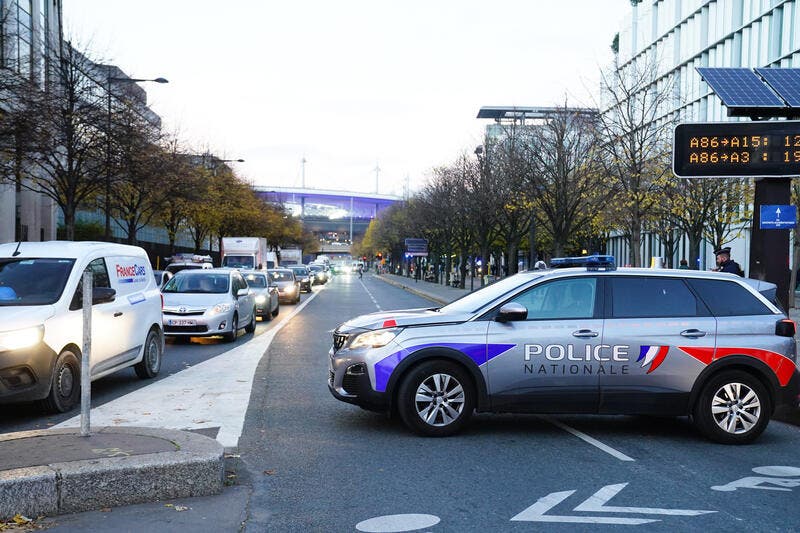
[0,38,314,256]
[358,63,752,287]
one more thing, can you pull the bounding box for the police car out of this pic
[0,241,164,412]
[328,256,799,444]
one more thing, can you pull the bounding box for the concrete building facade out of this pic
[0,0,63,244]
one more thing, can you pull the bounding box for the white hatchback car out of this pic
[0,241,165,413]
[161,268,256,342]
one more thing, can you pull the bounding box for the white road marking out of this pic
[539,415,635,462]
[711,465,800,492]
[53,285,325,449]
[510,489,657,525]
[355,514,440,532]
[360,277,382,311]
[574,483,715,516]
[512,483,715,525]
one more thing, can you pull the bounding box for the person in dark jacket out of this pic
[713,247,744,276]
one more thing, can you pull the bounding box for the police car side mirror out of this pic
[496,302,528,322]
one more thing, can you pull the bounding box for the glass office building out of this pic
[607,0,800,268]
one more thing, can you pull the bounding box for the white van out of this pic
[0,241,164,412]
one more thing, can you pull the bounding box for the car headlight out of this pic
[0,325,44,351]
[254,295,266,304]
[349,328,401,349]
[209,303,233,316]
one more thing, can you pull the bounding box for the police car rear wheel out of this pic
[694,370,770,444]
[41,349,80,413]
[397,360,475,437]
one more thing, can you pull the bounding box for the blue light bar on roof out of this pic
[549,255,616,270]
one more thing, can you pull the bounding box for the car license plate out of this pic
[168,319,196,326]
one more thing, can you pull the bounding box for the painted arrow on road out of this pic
[511,483,716,525]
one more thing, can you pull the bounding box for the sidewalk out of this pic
[374,273,800,427]
[375,273,475,305]
[0,426,224,520]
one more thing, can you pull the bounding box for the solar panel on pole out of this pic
[755,68,800,107]
[697,67,785,108]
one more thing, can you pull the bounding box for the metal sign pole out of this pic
[80,270,92,437]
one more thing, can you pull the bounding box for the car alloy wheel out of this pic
[414,373,466,427]
[397,360,475,437]
[711,382,761,435]
[694,370,770,444]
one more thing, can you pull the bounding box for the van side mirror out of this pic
[495,302,528,322]
[92,287,116,305]
[237,288,249,298]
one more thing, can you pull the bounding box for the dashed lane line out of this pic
[54,284,327,450]
[359,277,382,311]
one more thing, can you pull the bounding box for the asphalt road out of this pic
[11,273,800,532]
[0,287,317,435]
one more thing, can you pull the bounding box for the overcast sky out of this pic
[63,1,631,197]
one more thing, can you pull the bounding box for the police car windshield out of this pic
[0,258,75,306]
[439,273,541,314]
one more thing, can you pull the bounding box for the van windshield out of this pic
[222,255,255,269]
[0,258,76,306]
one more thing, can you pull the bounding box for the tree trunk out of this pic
[629,225,642,267]
[64,205,76,241]
[507,243,519,275]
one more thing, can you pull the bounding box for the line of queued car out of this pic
[159,264,321,343]
[0,240,322,415]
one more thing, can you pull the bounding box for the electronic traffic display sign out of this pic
[673,121,800,177]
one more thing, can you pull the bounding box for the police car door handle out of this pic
[572,329,599,338]
[113,312,123,317]
[680,328,706,338]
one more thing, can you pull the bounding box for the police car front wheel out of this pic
[693,370,771,444]
[397,360,475,437]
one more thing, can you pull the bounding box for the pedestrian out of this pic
[678,258,689,269]
[712,247,744,276]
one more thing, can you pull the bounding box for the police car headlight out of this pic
[0,325,44,351]
[349,328,400,349]
[209,303,233,316]
[254,295,266,304]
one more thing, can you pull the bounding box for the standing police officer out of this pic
[713,247,744,276]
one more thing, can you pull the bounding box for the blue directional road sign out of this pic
[760,204,797,229]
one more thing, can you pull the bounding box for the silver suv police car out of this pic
[328,258,799,444]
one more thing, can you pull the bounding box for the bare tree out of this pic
[14,42,107,240]
[596,60,675,266]
[524,103,609,258]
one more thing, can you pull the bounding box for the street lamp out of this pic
[105,75,169,240]
[209,158,244,176]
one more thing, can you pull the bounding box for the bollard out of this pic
[81,270,92,437]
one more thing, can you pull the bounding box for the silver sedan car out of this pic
[269,268,301,304]
[161,268,256,342]
[243,270,280,320]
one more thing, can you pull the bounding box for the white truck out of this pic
[280,248,303,266]
[221,237,268,270]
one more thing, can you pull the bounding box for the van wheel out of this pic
[272,304,280,317]
[693,370,771,444]
[245,309,256,333]
[223,314,238,342]
[397,360,475,437]
[135,329,162,379]
[40,350,81,413]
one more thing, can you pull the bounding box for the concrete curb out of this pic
[0,426,224,519]
[373,275,451,305]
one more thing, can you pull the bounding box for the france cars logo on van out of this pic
[116,263,147,284]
